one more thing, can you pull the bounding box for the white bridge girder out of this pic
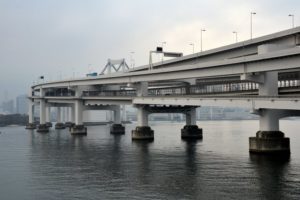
[132,96,300,111]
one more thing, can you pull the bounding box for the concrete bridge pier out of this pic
[132,105,154,141]
[45,105,52,128]
[55,107,65,129]
[181,108,203,140]
[37,98,49,133]
[249,109,290,154]
[26,100,36,129]
[70,100,87,135]
[110,105,125,134]
[65,106,75,128]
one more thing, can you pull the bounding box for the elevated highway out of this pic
[27,27,300,155]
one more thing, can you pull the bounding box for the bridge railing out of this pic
[45,91,75,97]
[41,79,300,97]
[82,90,136,97]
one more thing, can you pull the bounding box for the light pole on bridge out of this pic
[233,31,238,43]
[161,41,167,62]
[200,29,206,52]
[130,51,135,68]
[288,14,295,28]
[189,43,195,54]
[250,12,256,39]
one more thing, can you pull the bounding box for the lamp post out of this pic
[88,64,92,73]
[200,29,206,52]
[190,43,195,54]
[288,14,295,28]
[161,42,166,61]
[233,31,238,43]
[250,12,256,39]
[130,51,135,68]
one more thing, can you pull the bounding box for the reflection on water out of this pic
[0,121,300,199]
[250,154,291,200]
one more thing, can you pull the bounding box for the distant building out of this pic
[16,95,28,114]
[2,100,14,114]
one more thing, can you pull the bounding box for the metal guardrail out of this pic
[82,90,136,97]
[39,80,300,98]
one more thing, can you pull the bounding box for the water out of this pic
[0,120,300,200]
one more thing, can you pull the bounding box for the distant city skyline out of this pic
[0,0,299,101]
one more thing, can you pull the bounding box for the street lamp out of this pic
[130,51,135,68]
[250,12,256,39]
[200,29,206,52]
[161,41,167,61]
[288,14,295,28]
[88,64,92,73]
[233,31,238,43]
[190,43,195,54]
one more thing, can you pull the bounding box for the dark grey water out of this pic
[0,120,300,200]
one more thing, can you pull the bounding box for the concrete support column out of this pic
[181,107,202,140]
[121,105,126,122]
[74,100,83,125]
[65,106,75,128]
[137,106,148,127]
[70,105,75,123]
[249,108,290,155]
[26,100,36,130]
[186,108,196,125]
[37,88,49,133]
[114,106,121,124]
[247,63,290,154]
[136,82,148,97]
[65,107,69,122]
[28,101,34,123]
[45,105,52,128]
[258,71,278,96]
[45,105,50,122]
[57,107,61,123]
[40,100,46,125]
[132,105,154,140]
[110,105,125,134]
[259,109,279,131]
[55,107,65,129]
[70,100,87,135]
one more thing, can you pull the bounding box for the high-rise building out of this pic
[16,94,28,115]
[2,100,14,114]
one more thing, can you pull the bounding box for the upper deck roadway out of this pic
[31,27,300,110]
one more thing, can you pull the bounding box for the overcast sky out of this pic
[0,0,299,102]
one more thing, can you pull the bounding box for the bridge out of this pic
[26,27,300,155]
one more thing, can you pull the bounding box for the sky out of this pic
[0,0,299,102]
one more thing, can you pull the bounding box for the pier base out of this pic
[55,123,66,130]
[110,124,125,134]
[181,125,203,140]
[46,122,53,128]
[65,122,75,128]
[70,125,87,136]
[132,126,154,141]
[25,123,36,130]
[249,131,290,154]
[37,124,49,133]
